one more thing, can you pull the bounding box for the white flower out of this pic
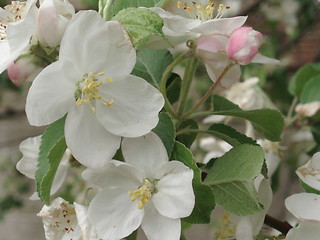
[295,101,320,117]
[16,135,69,200]
[0,0,38,73]
[296,152,320,191]
[285,193,320,239]
[26,11,164,169]
[38,197,99,240]
[82,132,195,240]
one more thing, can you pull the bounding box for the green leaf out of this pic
[132,49,173,88]
[104,0,168,18]
[288,63,320,97]
[113,8,165,49]
[206,123,257,147]
[300,75,320,103]
[177,119,198,148]
[300,180,320,195]
[204,144,264,215]
[171,141,215,224]
[35,117,67,205]
[153,112,175,157]
[166,73,181,104]
[212,95,284,141]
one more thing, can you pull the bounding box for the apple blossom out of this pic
[226,27,262,65]
[16,135,70,200]
[199,136,232,163]
[26,10,164,169]
[82,132,195,240]
[37,197,99,240]
[0,0,37,73]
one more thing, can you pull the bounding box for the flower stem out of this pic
[160,52,191,119]
[286,96,298,126]
[177,57,199,118]
[182,63,234,119]
[264,215,292,235]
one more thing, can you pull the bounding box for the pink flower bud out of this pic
[226,27,262,65]
[37,0,75,48]
[7,56,42,86]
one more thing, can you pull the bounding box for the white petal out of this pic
[59,11,135,76]
[189,16,248,35]
[65,106,121,169]
[206,61,241,88]
[235,217,254,240]
[286,222,320,240]
[88,188,144,240]
[152,161,194,219]
[251,53,280,64]
[74,203,99,240]
[296,152,320,191]
[26,60,77,126]
[141,202,181,240]
[285,193,320,222]
[16,135,41,178]
[96,75,164,137]
[82,160,143,189]
[122,132,168,178]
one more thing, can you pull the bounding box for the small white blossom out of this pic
[26,11,164,168]
[82,132,195,240]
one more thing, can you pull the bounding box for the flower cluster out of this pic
[8,0,286,239]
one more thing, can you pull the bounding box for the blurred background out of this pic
[0,0,320,239]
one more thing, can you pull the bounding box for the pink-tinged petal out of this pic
[37,0,75,47]
[197,34,228,55]
[26,60,77,126]
[227,27,262,65]
[206,61,241,88]
[7,55,42,86]
[96,75,164,137]
[251,53,280,64]
[286,222,320,240]
[82,160,143,189]
[59,11,135,76]
[189,16,248,35]
[88,188,144,240]
[122,132,168,177]
[295,102,320,117]
[285,193,320,222]
[65,105,121,169]
[141,202,181,240]
[152,161,194,219]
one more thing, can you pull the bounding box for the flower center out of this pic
[38,201,77,234]
[128,179,158,209]
[75,72,114,113]
[1,1,28,40]
[177,1,230,21]
[214,212,236,240]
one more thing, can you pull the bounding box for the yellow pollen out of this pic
[177,1,230,21]
[214,212,236,240]
[75,72,114,113]
[105,77,113,83]
[128,179,155,210]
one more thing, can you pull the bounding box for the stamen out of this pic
[75,72,114,113]
[214,212,236,240]
[177,1,230,21]
[128,179,157,209]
